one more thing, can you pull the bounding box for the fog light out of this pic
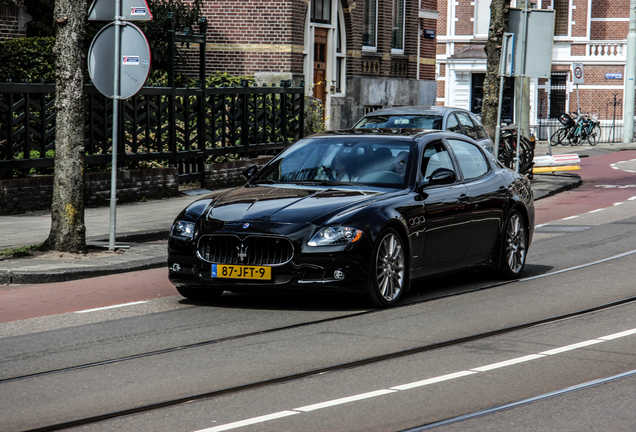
[172,263,182,272]
[334,270,345,280]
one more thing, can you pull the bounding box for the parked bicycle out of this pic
[498,126,535,178]
[551,112,600,146]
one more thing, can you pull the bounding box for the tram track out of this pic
[15,248,636,432]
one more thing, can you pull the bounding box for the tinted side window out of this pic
[456,112,479,140]
[421,141,455,181]
[446,114,462,134]
[447,139,489,181]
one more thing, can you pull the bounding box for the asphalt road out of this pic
[1,150,636,432]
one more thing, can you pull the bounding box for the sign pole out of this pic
[109,0,122,252]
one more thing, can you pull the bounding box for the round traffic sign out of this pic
[574,67,583,79]
[88,22,151,99]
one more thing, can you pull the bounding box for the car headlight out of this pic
[172,220,196,239]
[308,227,363,246]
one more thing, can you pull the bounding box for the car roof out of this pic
[306,128,479,143]
[362,105,470,116]
[310,128,438,139]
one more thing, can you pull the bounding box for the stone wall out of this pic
[0,160,275,215]
[0,168,179,215]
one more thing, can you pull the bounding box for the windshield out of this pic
[354,114,443,130]
[253,137,413,187]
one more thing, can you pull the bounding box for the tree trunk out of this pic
[481,0,511,140]
[43,0,88,253]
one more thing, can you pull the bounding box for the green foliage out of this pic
[206,72,255,88]
[304,97,325,136]
[0,37,55,83]
[0,243,42,259]
[139,0,204,71]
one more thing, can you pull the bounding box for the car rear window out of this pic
[355,115,443,130]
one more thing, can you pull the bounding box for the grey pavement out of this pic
[2,140,636,285]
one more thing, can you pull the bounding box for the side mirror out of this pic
[242,164,259,179]
[428,168,457,185]
[418,168,456,193]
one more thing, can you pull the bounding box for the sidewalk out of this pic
[2,140,635,285]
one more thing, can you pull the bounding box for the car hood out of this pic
[205,185,384,225]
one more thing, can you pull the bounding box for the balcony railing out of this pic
[586,41,625,59]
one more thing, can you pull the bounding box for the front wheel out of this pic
[368,228,408,307]
[176,285,224,302]
[498,211,528,279]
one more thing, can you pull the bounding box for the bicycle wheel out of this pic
[550,128,568,146]
[587,124,600,146]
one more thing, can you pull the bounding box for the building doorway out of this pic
[313,27,328,105]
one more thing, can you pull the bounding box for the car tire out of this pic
[368,228,408,307]
[498,210,528,279]
[176,285,224,302]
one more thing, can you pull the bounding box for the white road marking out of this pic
[470,354,546,372]
[294,389,397,412]
[191,327,636,432]
[194,411,300,432]
[74,301,148,314]
[562,215,579,220]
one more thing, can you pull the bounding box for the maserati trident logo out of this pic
[236,243,248,262]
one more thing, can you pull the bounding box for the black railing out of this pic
[0,81,305,183]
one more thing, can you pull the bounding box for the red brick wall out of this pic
[177,0,433,81]
[454,0,473,36]
[571,0,588,38]
[178,0,307,76]
[591,0,629,18]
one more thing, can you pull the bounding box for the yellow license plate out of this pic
[212,264,271,280]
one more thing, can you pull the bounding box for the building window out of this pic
[363,0,378,49]
[391,0,405,52]
[554,0,568,36]
[474,0,491,37]
[549,72,567,118]
[311,0,331,24]
[471,73,514,122]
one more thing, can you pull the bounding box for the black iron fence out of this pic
[0,81,305,183]
[534,96,626,144]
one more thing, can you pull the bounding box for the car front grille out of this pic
[197,234,294,266]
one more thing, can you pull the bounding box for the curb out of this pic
[0,257,166,285]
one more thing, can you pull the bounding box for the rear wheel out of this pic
[368,228,408,307]
[550,128,568,146]
[588,124,600,146]
[176,285,224,302]
[498,211,528,279]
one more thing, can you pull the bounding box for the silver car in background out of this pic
[353,105,495,154]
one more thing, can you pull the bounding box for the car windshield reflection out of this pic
[253,138,413,187]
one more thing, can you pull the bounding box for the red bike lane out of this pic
[535,150,636,225]
[0,268,177,324]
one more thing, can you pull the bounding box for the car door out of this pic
[446,138,508,262]
[416,140,472,270]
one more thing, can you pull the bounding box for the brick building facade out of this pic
[0,0,30,43]
[179,0,439,129]
[436,0,631,136]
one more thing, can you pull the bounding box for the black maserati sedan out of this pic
[168,129,534,307]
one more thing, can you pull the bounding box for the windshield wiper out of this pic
[252,179,279,185]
